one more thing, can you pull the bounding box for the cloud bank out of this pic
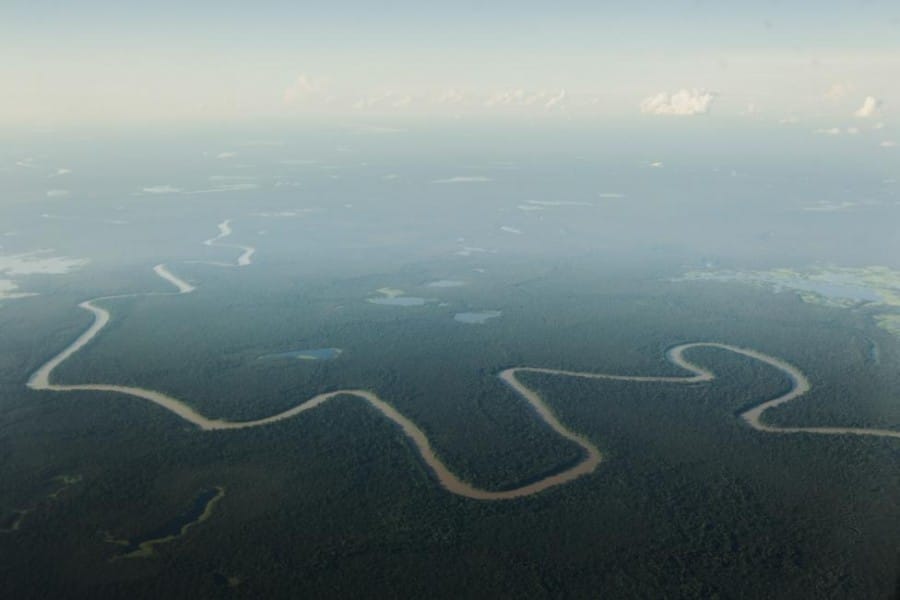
[640,89,716,116]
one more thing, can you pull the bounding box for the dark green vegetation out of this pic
[1,259,899,598]
[107,487,223,558]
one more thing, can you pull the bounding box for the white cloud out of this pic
[881,140,897,148]
[432,176,492,184]
[434,88,467,105]
[216,152,237,159]
[352,91,413,111]
[640,89,716,116]
[49,168,71,178]
[824,82,853,100]
[392,94,413,108]
[854,96,882,118]
[484,89,527,107]
[814,127,842,135]
[740,102,759,117]
[500,226,523,234]
[283,74,325,105]
[484,88,566,110]
[324,87,577,113]
[545,89,567,110]
[46,189,70,198]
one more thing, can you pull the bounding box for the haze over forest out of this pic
[1,2,899,598]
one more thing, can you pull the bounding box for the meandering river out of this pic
[26,221,900,501]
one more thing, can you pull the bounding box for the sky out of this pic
[3,1,900,124]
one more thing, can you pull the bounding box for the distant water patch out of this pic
[432,176,492,184]
[0,251,88,304]
[367,287,430,306]
[260,348,342,361]
[455,246,487,257]
[528,199,595,206]
[454,310,502,324]
[676,267,899,306]
[426,280,466,288]
[676,265,900,338]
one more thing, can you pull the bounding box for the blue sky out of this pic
[3,1,899,123]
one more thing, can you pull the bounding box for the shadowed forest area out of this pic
[2,260,898,598]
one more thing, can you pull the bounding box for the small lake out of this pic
[367,287,430,306]
[772,278,883,302]
[368,297,428,306]
[454,310,502,324]
[259,348,343,361]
